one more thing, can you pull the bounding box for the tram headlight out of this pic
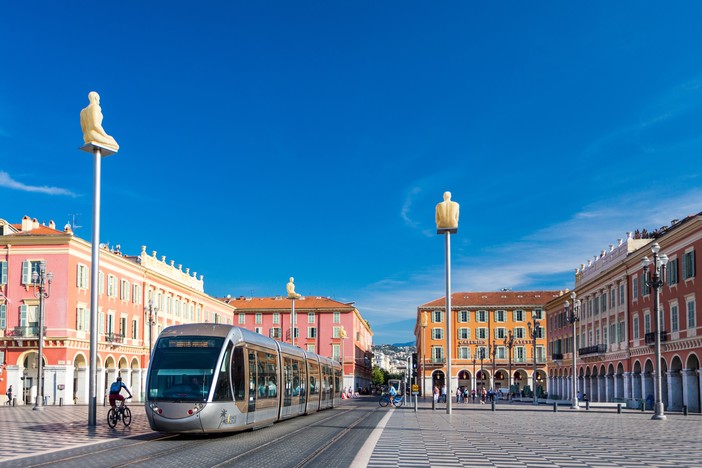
[188,403,206,415]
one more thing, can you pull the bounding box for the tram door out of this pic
[247,351,256,424]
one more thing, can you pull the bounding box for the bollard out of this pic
[641,401,645,412]
[684,405,688,416]
[585,400,590,410]
[617,403,621,414]
[12,397,16,407]
[491,400,495,412]
[432,398,436,411]
[553,402,557,412]
[59,397,63,407]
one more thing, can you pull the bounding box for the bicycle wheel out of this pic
[107,408,118,428]
[379,396,389,407]
[394,398,404,408]
[122,407,132,426]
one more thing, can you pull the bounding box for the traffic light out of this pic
[412,353,418,369]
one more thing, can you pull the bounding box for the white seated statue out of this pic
[435,191,459,232]
[80,91,119,151]
[287,277,301,299]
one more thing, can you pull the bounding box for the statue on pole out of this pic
[287,277,301,299]
[80,91,119,152]
[435,191,459,232]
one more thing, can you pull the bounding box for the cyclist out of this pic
[108,376,132,409]
[388,384,398,406]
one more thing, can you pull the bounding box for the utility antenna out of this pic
[68,214,83,231]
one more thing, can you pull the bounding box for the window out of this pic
[644,313,651,334]
[269,327,281,339]
[668,258,679,285]
[477,327,488,339]
[254,327,262,334]
[458,328,470,340]
[514,327,526,339]
[515,347,525,362]
[0,303,6,328]
[120,317,127,337]
[333,326,342,338]
[619,284,625,305]
[497,346,505,359]
[256,313,262,324]
[77,264,89,288]
[458,347,470,359]
[495,327,506,339]
[308,327,317,338]
[671,304,679,332]
[332,344,340,361]
[308,312,315,323]
[594,296,600,315]
[132,319,138,339]
[633,316,640,340]
[458,310,469,322]
[633,276,639,299]
[99,271,105,295]
[0,261,7,285]
[273,313,280,324]
[533,309,543,320]
[477,310,487,322]
[687,299,696,329]
[609,324,616,344]
[431,346,444,361]
[107,275,117,297]
[617,321,624,343]
[307,344,315,352]
[433,310,444,323]
[601,294,607,312]
[238,313,246,325]
[333,311,341,323]
[514,310,525,322]
[21,260,43,285]
[495,310,505,322]
[432,328,444,340]
[120,280,130,301]
[642,273,650,295]
[610,288,616,308]
[133,284,142,304]
[683,250,696,280]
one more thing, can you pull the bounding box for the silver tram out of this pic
[145,324,342,433]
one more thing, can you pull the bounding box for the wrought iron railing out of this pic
[105,332,124,344]
[13,326,46,337]
[578,344,607,356]
[644,331,668,346]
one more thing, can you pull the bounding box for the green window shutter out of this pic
[0,261,7,284]
[20,304,27,326]
[22,261,31,284]
[0,304,6,328]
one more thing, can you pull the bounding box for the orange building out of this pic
[415,291,559,399]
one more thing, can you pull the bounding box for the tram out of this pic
[144,324,342,433]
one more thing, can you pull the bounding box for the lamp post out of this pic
[490,339,497,392]
[564,292,581,409]
[339,326,347,386]
[145,300,159,358]
[642,242,668,421]
[31,262,52,411]
[527,313,541,405]
[504,331,514,400]
[479,348,485,393]
[421,312,428,398]
[472,356,477,398]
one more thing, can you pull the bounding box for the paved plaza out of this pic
[1,399,701,467]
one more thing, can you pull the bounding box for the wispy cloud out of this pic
[358,189,702,343]
[0,171,77,197]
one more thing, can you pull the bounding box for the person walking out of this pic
[440,384,447,403]
[5,385,13,405]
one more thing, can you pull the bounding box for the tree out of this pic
[372,366,386,385]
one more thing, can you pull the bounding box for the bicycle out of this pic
[107,400,132,428]
[378,392,404,408]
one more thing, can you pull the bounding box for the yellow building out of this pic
[415,290,559,399]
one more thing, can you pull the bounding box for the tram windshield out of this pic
[147,336,224,402]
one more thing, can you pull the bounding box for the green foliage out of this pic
[372,366,386,385]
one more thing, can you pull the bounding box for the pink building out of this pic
[221,296,373,392]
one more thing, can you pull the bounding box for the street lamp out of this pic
[145,300,159,358]
[479,347,485,392]
[527,313,541,405]
[564,292,581,410]
[472,355,477,397]
[490,339,497,392]
[31,261,52,411]
[504,330,514,400]
[421,312,428,398]
[642,242,668,421]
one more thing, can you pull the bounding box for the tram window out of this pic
[213,343,233,401]
[256,351,277,399]
[232,347,245,401]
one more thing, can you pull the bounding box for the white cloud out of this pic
[0,171,77,197]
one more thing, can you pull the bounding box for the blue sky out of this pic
[2,2,702,344]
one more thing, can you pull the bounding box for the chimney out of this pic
[21,215,32,232]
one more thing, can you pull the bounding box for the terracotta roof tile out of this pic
[218,296,356,311]
[420,290,560,308]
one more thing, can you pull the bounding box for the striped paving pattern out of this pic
[369,403,702,468]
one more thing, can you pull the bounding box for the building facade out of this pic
[0,216,235,405]
[415,291,559,398]
[220,296,373,392]
[546,214,702,412]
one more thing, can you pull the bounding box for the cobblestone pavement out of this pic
[0,403,153,463]
[370,400,702,467]
[1,399,701,467]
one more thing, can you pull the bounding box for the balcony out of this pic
[551,353,564,360]
[644,331,668,346]
[578,344,607,356]
[429,358,446,365]
[105,332,124,344]
[13,326,47,337]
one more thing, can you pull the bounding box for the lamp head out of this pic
[641,256,651,270]
[659,253,669,267]
[651,243,660,255]
[570,291,576,300]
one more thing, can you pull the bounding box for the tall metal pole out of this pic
[444,232,452,414]
[529,316,540,405]
[291,298,296,347]
[88,146,102,427]
[504,331,514,401]
[421,312,427,398]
